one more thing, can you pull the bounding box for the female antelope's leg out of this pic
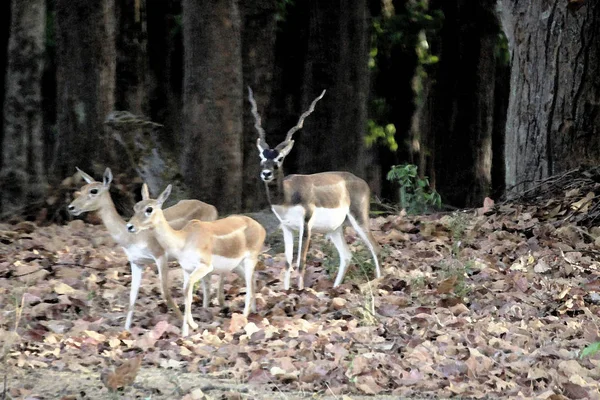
[281,226,295,290]
[217,275,225,307]
[241,256,257,316]
[155,254,183,320]
[125,262,144,330]
[201,276,211,308]
[326,226,353,287]
[347,213,381,279]
[183,263,213,335]
[296,214,313,290]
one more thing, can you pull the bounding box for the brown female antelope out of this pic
[248,88,381,290]
[126,185,266,336]
[68,168,218,329]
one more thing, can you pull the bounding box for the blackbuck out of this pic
[126,185,266,336]
[247,87,381,290]
[68,168,218,329]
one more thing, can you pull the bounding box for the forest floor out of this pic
[3,175,600,399]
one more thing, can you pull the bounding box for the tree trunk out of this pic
[499,1,600,194]
[53,0,116,178]
[0,0,11,168]
[147,0,184,149]
[297,0,371,179]
[422,0,500,207]
[182,0,243,213]
[115,0,148,116]
[1,0,46,214]
[241,0,277,211]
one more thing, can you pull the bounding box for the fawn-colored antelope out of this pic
[247,88,381,290]
[68,168,218,329]
[126,184,266,336]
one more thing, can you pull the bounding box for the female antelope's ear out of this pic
[103,168,113,187]
[141,183,150,200]
[76,167,95,184]
[157,184,172,206]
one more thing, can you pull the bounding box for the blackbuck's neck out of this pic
[97,194,128,241]
[153,212,186,254]
[264,168,286,206]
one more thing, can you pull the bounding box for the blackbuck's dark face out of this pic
[257,140,294,183]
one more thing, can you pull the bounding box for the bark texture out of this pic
[182,0,243,212]
[54,0,116,178]
[499,1,600,193]
[241,0,277,211]
[297,0,370,179]
[1,0,47,214]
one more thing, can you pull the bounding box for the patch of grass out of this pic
[447,211,471,256]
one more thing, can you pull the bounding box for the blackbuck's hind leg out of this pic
[125,262,144,330]
[201,276,211,308]
[326,227,353,287]
[242,256,257,316]
[281,226,295,290]
[217,275,225,307]
[347,213,381,279]
[296,213,314,290]
[156,255,183,321]
[182,263,213,336]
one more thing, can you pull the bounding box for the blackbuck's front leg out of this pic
[296,211,314,290]
[182,263,214,336]
[125,263,144,330]
[327,226,353,287]
[155,254,183,321]
[281,226,295,290]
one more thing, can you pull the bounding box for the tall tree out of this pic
[181,0,243,212]
[499,1,600,194]
[1,0,46,214]
[146,0,184,148]
[53,0,116,177]
[296,0,371,179]
[115,0,148,115]
[240,0,277,211]
[417,0,502,207]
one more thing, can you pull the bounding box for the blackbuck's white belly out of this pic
[272,205,348,233]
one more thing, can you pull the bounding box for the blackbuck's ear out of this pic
[103,168,113,187]
[141,183,150,200]
[257,138,268,161]
[157,184,172,207]
[76,167,95,184]
[275,140,295,158]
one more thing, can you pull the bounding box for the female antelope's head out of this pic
[127,184,171,233]
[247,87,325,183]
[67,168,113,216]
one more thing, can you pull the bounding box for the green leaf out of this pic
[581,342,600,359]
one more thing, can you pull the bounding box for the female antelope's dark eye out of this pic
[273,164,279,170]
[90,189,98,195]
[145,206,153,214]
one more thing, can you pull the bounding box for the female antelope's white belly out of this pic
[123,244,154,264]
[212,254,245,273]
[273,205,348,233]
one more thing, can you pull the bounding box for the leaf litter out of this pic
[3,171,600,398]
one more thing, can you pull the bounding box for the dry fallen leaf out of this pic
[100,355,142,392]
